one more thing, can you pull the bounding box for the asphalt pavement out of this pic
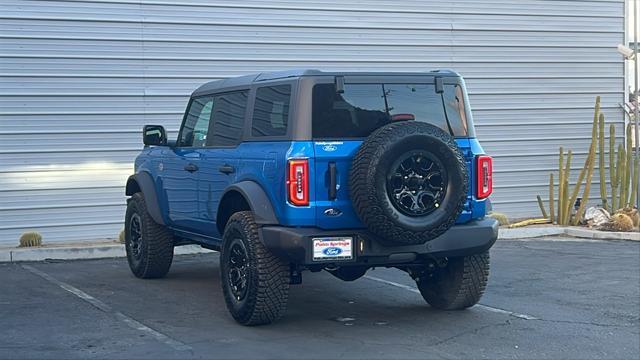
[1,238,638,359]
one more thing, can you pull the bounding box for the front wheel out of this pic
[220,211,290,326]
[124,192,174,279]
[416,251,490,310]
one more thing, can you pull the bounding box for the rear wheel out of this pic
[124,192,174,279]
[220,211,290,326]
[416,251,490,310]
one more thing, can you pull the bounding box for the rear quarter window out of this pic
[251,85,291,137]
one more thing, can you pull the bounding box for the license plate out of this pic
[312,237,353,261]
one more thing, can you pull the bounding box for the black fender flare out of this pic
[125,172,165,225]
[219,181,278,225]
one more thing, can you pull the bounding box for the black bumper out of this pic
[260,218,499,266]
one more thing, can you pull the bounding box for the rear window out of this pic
[312,83,472,139]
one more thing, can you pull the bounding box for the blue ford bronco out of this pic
[124,69,498,325]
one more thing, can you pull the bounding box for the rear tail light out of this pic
[287,159,309,206]
[476,155,493,199]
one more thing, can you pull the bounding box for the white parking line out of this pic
[22,265,192,352]
[363,275,538,320]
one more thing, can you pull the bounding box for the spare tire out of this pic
[349,121,468,245]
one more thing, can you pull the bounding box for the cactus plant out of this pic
[598,113,607,210]
[548,172,555,223]
[631,146,639,209]
[563,176,569,223]
[562,149,574,224]
[619,144,627,208]
[572,114,600,225]
[610,124,618,210]
[601,213,634,232]
[536,195,548,219]
[19,231,43,247]
[565,98,599,225]
[542,96,639,226]
[624,123,633,206]
[557,147,565,224]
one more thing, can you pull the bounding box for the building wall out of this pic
[0,0,625,244]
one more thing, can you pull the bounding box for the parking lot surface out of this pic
[1,238,639,359]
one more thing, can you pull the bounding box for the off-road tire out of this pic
[416,251,490,310]
[124,192,174,279]
[350,121,468,245]
[220,211,290,326]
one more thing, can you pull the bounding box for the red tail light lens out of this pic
[476,155,493,199]
[287,159,309,206]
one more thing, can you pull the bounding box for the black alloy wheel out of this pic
[227,238,250,302]
[128,213,143,265]
[386,150,447,217]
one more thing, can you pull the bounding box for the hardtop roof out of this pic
[192,69,461,96]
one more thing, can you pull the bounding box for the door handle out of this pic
[184,163,199,172]
[218,164,235,174]
[328,162,337,200]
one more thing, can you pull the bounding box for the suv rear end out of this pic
[259,71,496,264]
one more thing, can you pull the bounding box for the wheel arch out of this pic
[217,181,278,234]
[125,172,165,225]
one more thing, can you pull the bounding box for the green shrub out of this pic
[118,229,125,244]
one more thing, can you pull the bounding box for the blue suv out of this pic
[124,69,498,325]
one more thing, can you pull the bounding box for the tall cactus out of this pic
[549,172,555,223]
[610,124,618,210]
[573,113,601,225]
[562,150,573,224]
[566,97,599,224]
[631,142,639,209]
[537,195,548,219]
[598,113,607,210]
[557,147,565,224]
[618,144,626,207]
[563,176,569,223]
[625,123,633,207]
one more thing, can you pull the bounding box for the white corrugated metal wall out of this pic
[0,0,625,244]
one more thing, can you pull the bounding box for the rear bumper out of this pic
[260,218,498,266]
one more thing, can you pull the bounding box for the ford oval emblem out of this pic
[322,145,337,152]
[324,208,342,217]
[323,247,342,256]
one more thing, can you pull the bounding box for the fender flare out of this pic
[220,181,278,225]
[125,172,165,225]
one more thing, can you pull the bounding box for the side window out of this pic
[442,85,470,136]
[179,96,213,147]
[209,91,249,147]
[251,85,291,137]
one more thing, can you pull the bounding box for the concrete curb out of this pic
[498,227,565,240]
[0,243,213,263]
[1,226,637,263]
[498,226,640,241]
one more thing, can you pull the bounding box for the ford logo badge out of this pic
[324,208,342,217]
[322,145,337,152]
[323,247,342,256]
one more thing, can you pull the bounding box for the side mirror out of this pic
[143,125,167,146]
